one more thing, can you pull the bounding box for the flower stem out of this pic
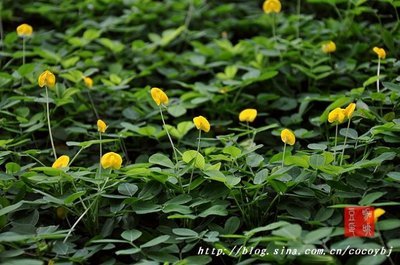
[272,13,276,41]
[188,130,201,194]
[333,123,338,163]
[377,58,381,93]
[159,106,178,163]
[296,0,301,39]
[159,106,182,191]
[339,119,351,166]
[87,90,99,120]
[45,86,57,160]
[99,132,102,178]
[22,37,25,65]
[282,142,286,167]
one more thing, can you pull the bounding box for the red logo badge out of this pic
[344,206,374,237]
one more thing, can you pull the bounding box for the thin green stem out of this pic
[296,0,301,39]
[159,106,182,191]
[188,130,201,194]
[333,123,338,163]
[377,58,381,93]
[68,146,84,167]
[376,225,395,265]
[272,13,276,41]
[87,90,99,120]
[282,142,286,167]
[339,119,351,166]
[45,86,57,160]
[159,106,178,163]
[63,198,96,243]
[99,132,102,178]
[22,37,25,65]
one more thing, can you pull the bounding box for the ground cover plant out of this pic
[0,0,400,264]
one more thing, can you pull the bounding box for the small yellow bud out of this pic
[343,103,356,119]
[374,208,385,223]
[101,152,122,170]
[83,76,93,88]
[280,129,296,146]
[38,70,56,89]
[263,0,281,14]
[16,24,33,37]
[322,41,336,53]
[52,155,70,169]
[328,108,345,124]
[239,109,257,123]
[193,116,211,133]
[150,87,169,106]
[373,47,386,59]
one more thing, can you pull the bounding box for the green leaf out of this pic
[64,191,86,204]
[254,168,269,184]
[182,150,205,169]
[285,155,309,168]
[223,146,242,158]
[303,227,333,244]
[198,205,228,218]
[359,192,386,205]
[149,153,174,168]
[121,229,142,242]
[309,154,325,168]
[386,172,400,182]
[172,228,198,237]
[140,235,170,248]
[0,201,23,217]
[272,224,302,240]
[376,219,400,231]
[307,143,327,150]
[118,183,138,197]
[167,105,187,117]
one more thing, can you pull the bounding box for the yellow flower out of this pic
[38,70,56,89]
[343,103,356,119]
[263,0,281,14]
[373,47,386,59]
[280,129,296,146]
[97,119,107,133]
[151,87,169,106]
[328,108,345,124]
[322,41,336,53]
[374,208,385,223]
[193,116,210,133]
[16,23,33,37]
[52,155,70,169]
[83,76,93,88]
[101,152,122,170]
[239,109,257,122]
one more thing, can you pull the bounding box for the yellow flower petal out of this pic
[83,76,93,88]
[150,87,169,106]
[193,116,210,133]
[373,47,386,59]
[374,208,385,223]
[322,41,336,53]
[343,103,356,119]
[97,119,107,133]
[239,109,257,122]
[281,129,296,146]
[52,155,70,169]
[101,152,122,170]
[38,70,56,89]
[328,108,345,124]
[263,0,281,14]
[16,23,33,37]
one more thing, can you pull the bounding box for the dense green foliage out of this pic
[1,0,400,264]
